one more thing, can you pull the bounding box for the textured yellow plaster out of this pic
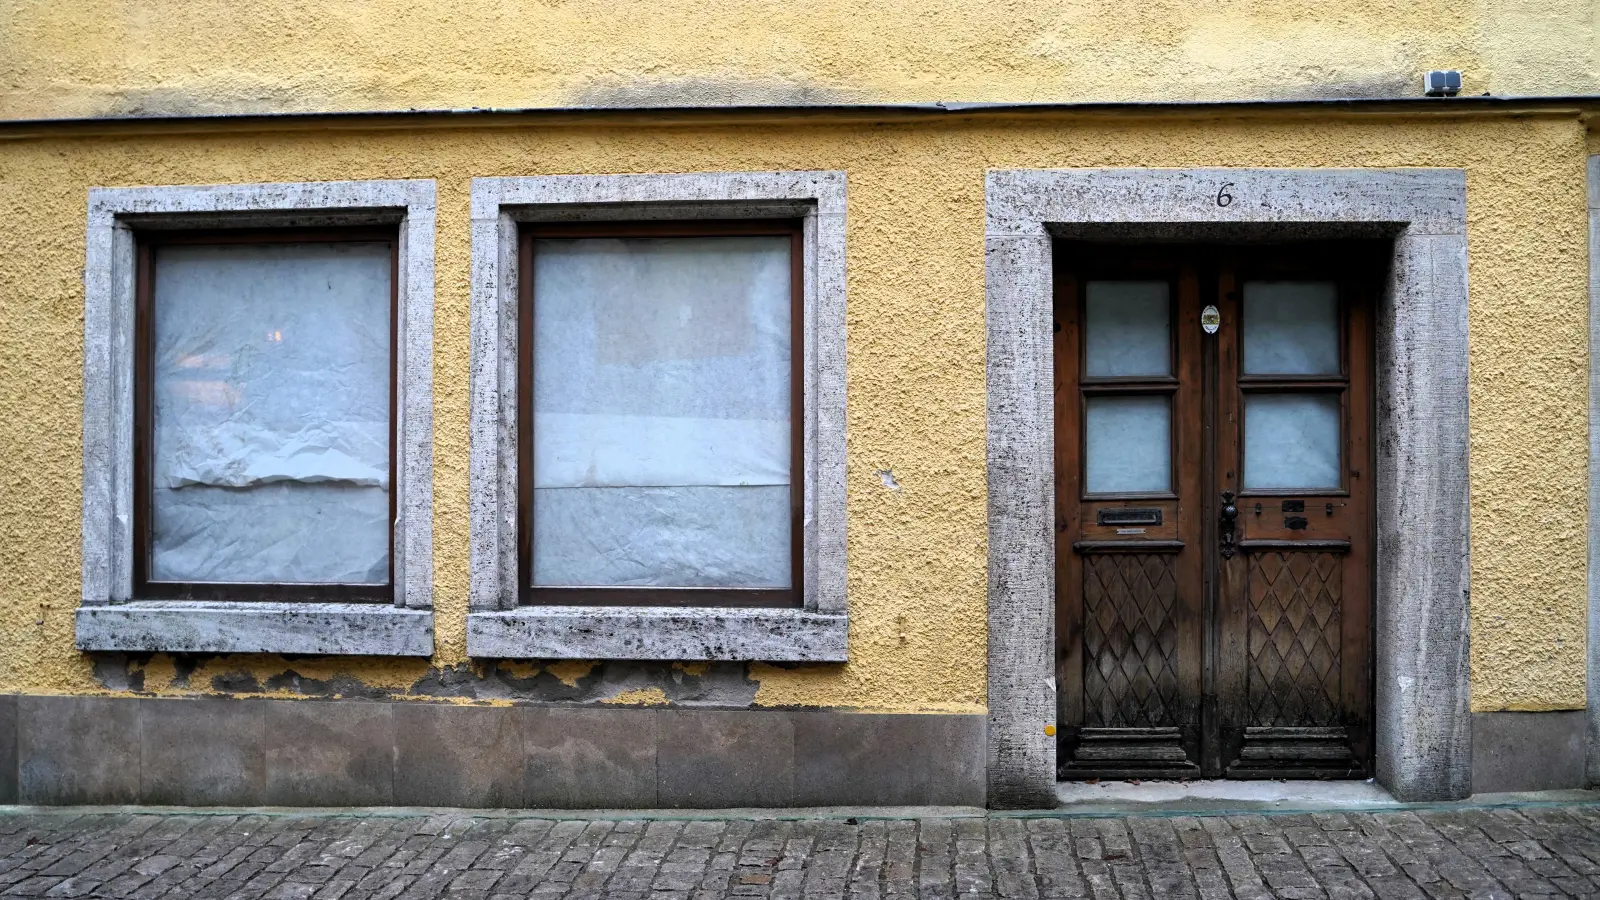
[605,688,671,707]
[547,661,596,688]
[134,656,175,693]
[496,661,544,680]
[0,112,1587,714]
[0,0,1595,121]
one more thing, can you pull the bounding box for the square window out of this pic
[1083,280,1170,377]
[520,224,801,607]
[1242,281,1341,375]
[1083,394,1172,495]
[139,233,395,598]
[1242,391,1343,491]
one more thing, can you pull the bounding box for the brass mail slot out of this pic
[1096,507,1163,527]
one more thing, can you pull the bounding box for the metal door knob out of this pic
[1219,491,1238,559]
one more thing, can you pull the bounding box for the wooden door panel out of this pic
[1224,547,1363,778]
[1245,548,1344,728]
[1081,550,1182,730]
[1054,242,1374,782]
[1064,548,1202,778]
[1055,248,1204,779]
[1227,727,1363,778]
[1214,246,1376,779]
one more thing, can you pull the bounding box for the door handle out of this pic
[1219,491,1238,559]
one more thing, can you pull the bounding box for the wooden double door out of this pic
[1054,242,1377,780]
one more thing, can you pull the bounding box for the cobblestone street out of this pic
[4,804,1600,899]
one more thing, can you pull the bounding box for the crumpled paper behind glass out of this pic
[531,236,791,588]
[149,242,391,585]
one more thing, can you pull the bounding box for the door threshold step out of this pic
[1055,779,1600,815]
[1058,778,1393,813]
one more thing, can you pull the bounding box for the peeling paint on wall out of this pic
[84,655,769,707]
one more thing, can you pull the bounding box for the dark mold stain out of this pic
[1271,73,1416,101]
[409,661,763,706]
[91,653,149,692]
[209,671,262,694]
[169,654,215,688]
[568,76,868,109]
[261,671,392,699]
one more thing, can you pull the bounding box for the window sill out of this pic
[466,606,849,662]
[74,601,433,656]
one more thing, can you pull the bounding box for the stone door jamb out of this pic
[983,168,1472,807]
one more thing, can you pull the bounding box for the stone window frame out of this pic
[75,180,436,657]
[984,168,1472,807]
[466,172,848,661]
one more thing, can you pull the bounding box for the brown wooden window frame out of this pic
[132,226,401,604]
[516,218,806,609]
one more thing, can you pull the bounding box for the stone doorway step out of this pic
[1054,779,1600,815]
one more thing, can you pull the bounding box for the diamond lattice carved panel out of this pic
[1246,551,1342,727]
[1081,553,1181,728]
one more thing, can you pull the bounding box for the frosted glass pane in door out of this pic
[149,242,392,584]
[1084,395,1171,494]
[532,235,792,588]
[1243,393,1341,490]
[1084,281,1170,376]
[1243,281,1340,375]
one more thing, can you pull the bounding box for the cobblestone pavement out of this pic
[5,805,1600,899]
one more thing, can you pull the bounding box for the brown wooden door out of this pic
[1054,243,1376,780]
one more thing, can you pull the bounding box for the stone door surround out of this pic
[984,168,1471,807]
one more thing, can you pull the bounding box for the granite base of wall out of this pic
[0,695,985,809]
[1471,710,1585,793]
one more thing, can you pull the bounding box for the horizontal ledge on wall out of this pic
[75,602,434,656]
[4,95,1598,140]
[466,606,849,662]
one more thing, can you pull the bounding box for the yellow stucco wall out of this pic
[0,112,1588,713]
[1,0,1596,120]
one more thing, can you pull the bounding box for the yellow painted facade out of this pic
[1,0,1597,120]
[2,0,1598,736]
[0,110,1591,713]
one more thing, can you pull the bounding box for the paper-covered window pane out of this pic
[1084,394,1171,494]
[532,236,792,588]
[1084,281,1170,377]
[1244,393,1342,490]
[1243,281,1340,375]
[149,242,391,584]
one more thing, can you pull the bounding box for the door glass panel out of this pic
[1243,281,1339,375]
[1085,394,1171,494]
[1244,393,1341,490]
[1085,281,1170,377]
